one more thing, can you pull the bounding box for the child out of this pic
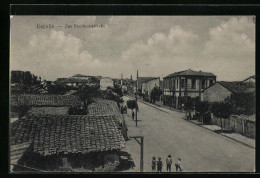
[166,155,173,172]
[157,157,163,172]
[175,158,182,172]
[151,156,156,172]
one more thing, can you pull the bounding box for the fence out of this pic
[211,114,255,138]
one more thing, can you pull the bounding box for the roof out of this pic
[63,77,89,83]
[88,99,121,116]
[55,78,67,83]
[164,69,216,79]
[242,75,255,82]
[11,94,81,107]
[11,114,126,156]
[218,81,255,93]
[10,142,32,164]
[28,107,69,115]
[138,77,159,84]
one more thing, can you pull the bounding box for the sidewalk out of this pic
[125,95,255,149]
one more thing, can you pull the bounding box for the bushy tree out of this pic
[47,84,68,94]
[150,86,162,104]
[225,92,255,115]
[195,101,210,123]
[77,84,100,105]
[127,99,137,111]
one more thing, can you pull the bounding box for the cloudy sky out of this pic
[10,16,255,81]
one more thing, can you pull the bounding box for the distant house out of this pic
[137,77,158,91]
[100,77,114,90]
[163,69,216,109]
[202,81,255,103]
[10,114,126,172]
[141,78,160,99]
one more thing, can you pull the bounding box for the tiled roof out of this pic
[11,94,81,107]
[164,69,216,78]
[138,77,159,84]
[11,115,126,156]
[219,81,255,93]
[88,100,121,116]
[28,107,69,115]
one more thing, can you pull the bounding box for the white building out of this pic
[100,77,114,90]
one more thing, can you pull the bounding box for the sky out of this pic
[10,16,255,81]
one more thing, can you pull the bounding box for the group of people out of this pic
[151,155,182,172]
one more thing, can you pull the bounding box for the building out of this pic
[163,69,216,109]
[100,77,114,91]
[141,77,160,101]
[10,114,126,172]
[202,81,255,103]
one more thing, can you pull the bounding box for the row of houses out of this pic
[55,74,114,91]
[122,69,255,109]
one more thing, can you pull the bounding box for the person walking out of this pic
[166,155,173,172]
[157,157,163,172]
[132,110,135,120]
[175,158,182,172]
[151,156,157,172]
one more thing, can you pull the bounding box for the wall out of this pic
[211,115,255,138]
[203,83,232,102]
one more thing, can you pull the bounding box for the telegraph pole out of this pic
[135,70,138,127]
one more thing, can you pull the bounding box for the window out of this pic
[176,79,179,90]
[209,79,213,86]
[202,79,205,89]
[181,79,187,88]
[192,79,196,89]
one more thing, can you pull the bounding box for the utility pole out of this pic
[129,136,144,172]
[136,70,138,127]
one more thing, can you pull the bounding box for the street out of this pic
[122,96,255,172]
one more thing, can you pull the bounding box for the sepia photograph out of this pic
[9,15,255,173]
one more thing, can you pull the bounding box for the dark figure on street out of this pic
[157,157,163,172]
[124,106,127,114]
[175,158,182,172]
[151,156,157,172]
[132,110,135,120]
[166,155,173,172]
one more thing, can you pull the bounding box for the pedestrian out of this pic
[157,157,163,172]
[124,106,127,114]
[132,110,135,120]
[151,156,157,172]
[175,158,182,172]
[166,155,173,172]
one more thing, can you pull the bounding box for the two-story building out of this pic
[163,69,216,109]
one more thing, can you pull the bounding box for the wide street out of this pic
[122,96,255,172]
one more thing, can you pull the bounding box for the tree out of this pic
[150,86,162,104]
[77,84,100,106]
[225,92,255,115]
[195,101,210,124]
[127,99,138,111]
[47,83,68,95]
[211,102,231,132]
